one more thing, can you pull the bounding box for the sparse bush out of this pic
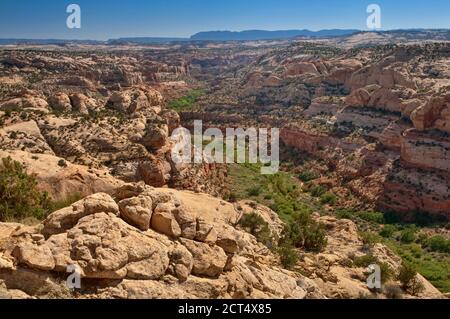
[379,224,397,238]
[57,159,68,168]
[320,192,337,205]
[400,228,417,244]
[239,212,267,235]
[298,170,318,182]
[247,186,262,197]
[358,211,385,224]
[278,244,299,270]
[281,212,328,252]
[239,212,275,248]
[360,231,381,248]
[335,209,353,219]
[0,157,49,221]
[397,263,425,296]
[379,262,394,284]
[425,235,450,253]
[310,185,326,198]
[384,284,403,299]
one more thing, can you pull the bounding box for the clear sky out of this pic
[0,0,449,40]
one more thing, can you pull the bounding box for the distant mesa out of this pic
[1,29,449,45]
[190,29,360,41]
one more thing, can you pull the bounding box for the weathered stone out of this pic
[180,239,227,278]
[118,195,153,231]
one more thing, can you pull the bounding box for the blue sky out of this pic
[0,0,449,40]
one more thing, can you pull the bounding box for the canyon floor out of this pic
[0,32,449,299]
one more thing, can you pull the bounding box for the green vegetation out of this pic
[229,163,327,269]
[0,157,82,222]
[360,231,381,248]
[385,240,450,293]
[423,235,450,254]
[0,157,50,221]
[353,254,378,267]
[335,208,385,224]
[353,254,394,284]
[277,245,299,270]
[379,224,397,238]
[400,227,417,244]
[298,170,318,182]
[239,212,274,248]
[397,263,425,296]
[309,185,326,198]
[320,192,337,205]
[228,163,449,292]
[280,212,328,253]
[168,89,205,112]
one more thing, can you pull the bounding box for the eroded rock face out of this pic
[107,88,163,114]
[43,193,120,236]
[49,93,72,113]
[118,195,153,231]
[411,94,450,132]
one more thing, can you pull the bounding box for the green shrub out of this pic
[397,263,425,296]
[360,231,381,248]
[425,236,450,253]
[379,224,397,238]
[379,262,395,284]
[298,170,318,182]
[0,157,50,221]
[281,212,328,252]
[310,185,326,197]
[278,245,299,270]
[239,212,267,235]
[320,192,337,205]
[335,209,354,220]
[400,228,417,244]
[358,211,385,224]
[239,212,275,248]
[247,186,262,197]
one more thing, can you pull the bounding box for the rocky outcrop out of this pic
[411,94,450,132]
[0,184,325,299]
[0,150,123,202]
[107,87,163,114]
[0,121,55,155]
[49,93,72,113]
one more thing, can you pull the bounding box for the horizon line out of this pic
[1,28,449,42]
